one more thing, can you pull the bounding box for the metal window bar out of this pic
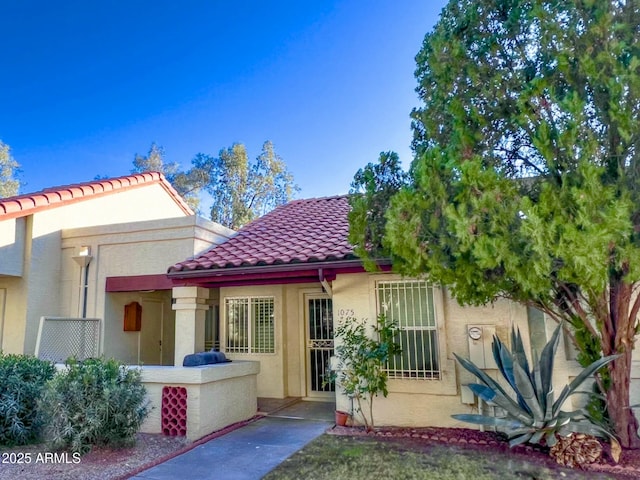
[35,317,101,363]
[225,297,275,354]
[252,297,275,353]
[225,298,249,353]
[377,281,439,379]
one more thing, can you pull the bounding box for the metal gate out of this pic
[307,297,334,396]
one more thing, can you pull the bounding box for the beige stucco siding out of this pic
[218,282,326,399]
[331,271,584,428]
[3,183,236,357]
[13,184,192,355]
[0,277,27,353]
[220,285,286,398]
[0,217,26,276]
[60,216,232,364]
[103,291,174,365]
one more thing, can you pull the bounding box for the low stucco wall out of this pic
[139,360,260,441]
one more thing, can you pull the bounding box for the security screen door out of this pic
[306,296,334,397]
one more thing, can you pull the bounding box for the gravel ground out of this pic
[0,433,190,480]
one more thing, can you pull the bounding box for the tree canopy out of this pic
[131,143,205,211]
[0,140,20,198]
[350,0,640,448]
[132,140,298,229]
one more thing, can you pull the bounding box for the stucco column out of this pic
[172,286,209,366]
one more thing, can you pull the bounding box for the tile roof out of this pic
[0,172,193,219]
[168,195,355,273]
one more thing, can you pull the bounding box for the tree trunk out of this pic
[601,272,640,449]
[607,351,640,449]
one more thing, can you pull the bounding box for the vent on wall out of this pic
[161,386,187,436]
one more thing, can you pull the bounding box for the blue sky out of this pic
[0,1,447,201]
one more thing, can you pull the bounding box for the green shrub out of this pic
[0,352,55,446]
[326,314,401,431]
[40,357,150,453]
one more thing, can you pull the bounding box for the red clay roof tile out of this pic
[168,195,355,273]
[0,172,193,220]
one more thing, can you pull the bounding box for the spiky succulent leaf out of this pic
[466,383,498,403]
[512,359,544,421]
[511,329,531,378]
[491,337,509,383]
[544,387,555,421]
[492,338,531,412]
[545,431,558,446]
[466,383,532,424]
[557,420,612,439]
[530,430,545,444]
[494,338,516,391]
[553,354,618,416]
[509,432,533,447]
[539,324,562,402]
[454,353,510,398]
[454,327,618,452]
[451,414,524,429]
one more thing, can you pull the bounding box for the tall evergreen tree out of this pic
[350,0,640,448]
[131,141,298,229]
[131,143,203,211]
[196,141,299,229]
[0,140,20,198]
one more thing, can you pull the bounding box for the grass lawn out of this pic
[264,434,617,480]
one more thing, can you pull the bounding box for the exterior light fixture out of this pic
[72,246,93,318]
[72,246,93,268]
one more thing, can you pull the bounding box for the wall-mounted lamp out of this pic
[72,246,93,318]
[72,246,93,268]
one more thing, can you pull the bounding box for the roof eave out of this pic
[167,258,392,280]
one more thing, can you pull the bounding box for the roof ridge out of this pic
[0,171,193,219]
[288,194,349,203]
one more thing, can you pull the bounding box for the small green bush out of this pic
[40,357,150,453]
[0,352,56,446]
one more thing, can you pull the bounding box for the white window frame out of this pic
[376,280,440,380]
[224,296,275,354]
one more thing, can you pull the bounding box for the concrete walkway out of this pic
[131,400,334,480]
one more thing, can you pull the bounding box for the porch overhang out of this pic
[167,259,392,288]
[105,274,174,292]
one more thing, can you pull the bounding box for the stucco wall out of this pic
[16,184,192,355]
[220,285,286,398]
[0,276,26,353]
[219,282,326,399]
[137,361,259,441]
[58,216,232,364]
[330,271,584,428]
[0,216,26,276]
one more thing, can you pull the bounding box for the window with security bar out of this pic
[225,297,275,354]
[377,280,439,379]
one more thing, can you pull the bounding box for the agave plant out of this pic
[453,324,618,453]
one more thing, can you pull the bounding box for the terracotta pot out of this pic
[335,410,349,426]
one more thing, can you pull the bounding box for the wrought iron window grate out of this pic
[377,280,440,379]
[225,297,275,354]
